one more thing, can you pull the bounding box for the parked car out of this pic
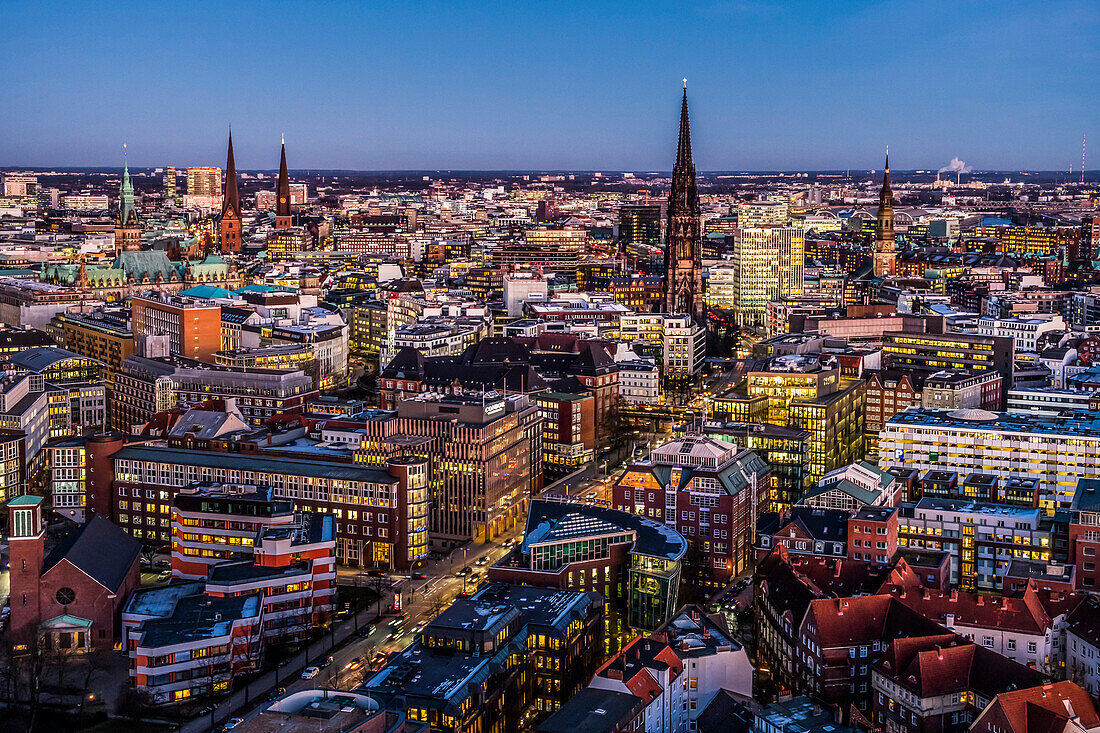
[318,655,333,668]
[157,571,172,582]
[268,687,286,701]
[224,719,244,730]
[301,666,320,679]
[154,559,170,570]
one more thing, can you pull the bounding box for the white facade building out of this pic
[879,407,1100,510]
[976,314,1065,354]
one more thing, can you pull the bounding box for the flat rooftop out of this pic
[886,407,1100,438]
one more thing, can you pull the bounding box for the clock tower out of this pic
[219,129,242,253]
[275,136,293,230]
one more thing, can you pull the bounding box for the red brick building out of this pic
[847,506,899,564]
[614,435,770,586]
[863,369,925,459]
[131,293,222,363]
[7,496,141,651]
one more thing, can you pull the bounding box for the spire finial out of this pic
[682,77,687,89]
[281,133,285,145]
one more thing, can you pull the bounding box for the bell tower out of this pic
[275,136,293,230]
[8,495,44,640]
[219,129,242,252]
[872,148,897,278]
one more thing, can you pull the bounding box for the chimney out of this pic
[834,560,844,577]
[936,646,944,660]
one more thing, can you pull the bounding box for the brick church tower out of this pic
[219,129,242,253]
[7,496,44,641]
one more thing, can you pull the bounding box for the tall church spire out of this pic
[872,147,897,278]
[663,82,704,324]
[222,128,240,220]
[219,129,242,252]
[275,136,292,230]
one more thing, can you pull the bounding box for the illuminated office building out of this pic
[730,226,804,331]
[618,204,662,246]
[186,166,221,197]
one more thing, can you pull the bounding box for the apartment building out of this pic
[897,497,1052,591]
[171,483,336,642]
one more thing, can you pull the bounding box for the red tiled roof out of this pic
[982,681,1100,733]
[881,583,1081,637]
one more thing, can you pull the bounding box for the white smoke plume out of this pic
[938,157,973,174]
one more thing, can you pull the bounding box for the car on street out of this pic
[318,655,333,668]
[366,570,386,578]
[301,666,320,679]
[386,631,398,641]
[268,687,286,701]
[346,657,363,670]
[411,572,427,579]
[474,556,488,566]
[224,719,244,730]
[457,566,472,576]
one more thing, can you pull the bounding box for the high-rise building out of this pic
[275,137,293,230]
[729,226,804,331]
[872,151,897,278]
[114,157,142,253]
[162,166,177,201]
[663,83,704,324]
[186,166,221,197]
[219,130,242,253]
[619,204,662,246]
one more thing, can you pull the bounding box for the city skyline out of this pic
[2,1,1097,171]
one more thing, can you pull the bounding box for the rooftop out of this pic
[886,406,1100,438]
[522,498,688,562]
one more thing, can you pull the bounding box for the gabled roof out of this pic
[42,515,140,592]
[977,681,1100,733]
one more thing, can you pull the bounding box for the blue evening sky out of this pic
[1,0,1097,171]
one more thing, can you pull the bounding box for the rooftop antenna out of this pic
[1083,135,1087,185]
